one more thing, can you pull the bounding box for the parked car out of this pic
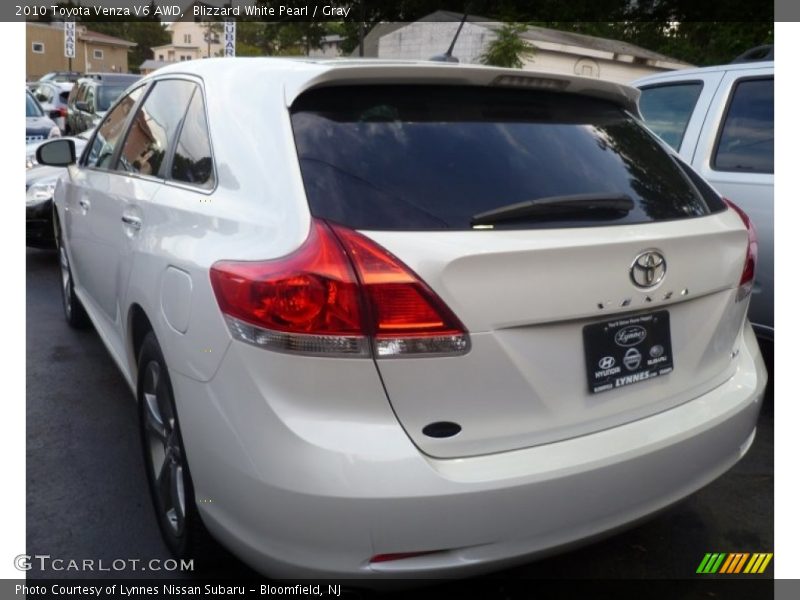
[26,90,60,143]
[633,60,774,341]
[32,81,73,133]
[39,59,767,580]
[39,70,82,84]
[26,131,91,248]
[66,73,141,135]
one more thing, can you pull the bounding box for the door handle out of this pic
[121,215,142,230]
[78,198,90,211]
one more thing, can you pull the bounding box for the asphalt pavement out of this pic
[26,247,773,587]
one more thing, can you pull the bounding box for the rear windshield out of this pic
[290,85,725,230]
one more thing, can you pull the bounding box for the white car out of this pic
[39,59,767,580]
[633,60,774,341]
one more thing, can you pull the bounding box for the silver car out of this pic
[634,61,774,341]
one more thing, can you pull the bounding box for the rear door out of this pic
[109,78,199,325]
[290,84,751,458]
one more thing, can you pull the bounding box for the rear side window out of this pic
[85,87,143,170]
[290,85,724,231]
[638,82,703,150]
[117,80,195,177]
[170,89,215,189]
[713,77,773,173]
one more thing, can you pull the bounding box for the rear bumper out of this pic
[171,324,766,579]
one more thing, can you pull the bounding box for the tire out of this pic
[54,212,89,329]
[137,332,212,559]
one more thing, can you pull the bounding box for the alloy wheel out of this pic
[142,360,186,537]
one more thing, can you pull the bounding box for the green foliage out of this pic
[331,1,772,66]
[480,23,535,69]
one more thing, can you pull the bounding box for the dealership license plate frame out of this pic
[583,310,674,394]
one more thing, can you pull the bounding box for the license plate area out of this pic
[583,310,673,394]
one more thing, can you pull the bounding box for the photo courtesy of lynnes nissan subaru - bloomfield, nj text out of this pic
[35,57,766,581]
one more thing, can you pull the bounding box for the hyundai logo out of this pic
[630,250,666,289]
[598,356,616,369]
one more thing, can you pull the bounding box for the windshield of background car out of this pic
[290,85,725,231]
[638,82,703,150]
[97,85,127,111]
[26,93,43,117]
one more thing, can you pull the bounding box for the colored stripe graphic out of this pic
[758,554,773,573]
[744,553,774,574]
[696,553,713,573]
[733,553,750,573]
[697,552,772,574]
[697,553,726,573]
[719,554,736,574]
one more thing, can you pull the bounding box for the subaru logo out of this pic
[630,250,666,288]
[614,325,647,347]
[623,347,642,370]
[598,356,616,369]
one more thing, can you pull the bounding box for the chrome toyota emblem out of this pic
[630,250,666,288]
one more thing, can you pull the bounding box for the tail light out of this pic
[57,106,68,117]
[210,219,470,358]
[724,198,758,301]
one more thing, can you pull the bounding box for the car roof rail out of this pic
[730,44,774,63]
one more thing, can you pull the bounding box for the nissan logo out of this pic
[623,347,642,370]
[630,250,666,289]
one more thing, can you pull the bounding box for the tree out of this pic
[480,23,535,68]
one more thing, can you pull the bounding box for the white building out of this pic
[308,34,345,59]
[357,12,692,84]
[151,1,224,63]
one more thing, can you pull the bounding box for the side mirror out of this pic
[49,110,62,120]
[36,139,76,167]
[75,101,90,112]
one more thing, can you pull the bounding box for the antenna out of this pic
[430,14,468,62]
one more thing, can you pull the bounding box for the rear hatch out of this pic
[290,84,750,458]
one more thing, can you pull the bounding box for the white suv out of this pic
[38,59,767,580]
[634,61,774,341]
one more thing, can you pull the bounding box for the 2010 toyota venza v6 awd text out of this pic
[37,58,767,580]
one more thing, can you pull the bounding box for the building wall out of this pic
[154,21,222,61]
[521,50,667,84]
[26,23,130,78]
[308,40,343,58]
[377,22,671,84]
[80,43,130,74]
[378,21,491,63]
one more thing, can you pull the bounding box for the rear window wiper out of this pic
[470,193,634,226]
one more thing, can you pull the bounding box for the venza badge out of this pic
[630,250,666,288]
